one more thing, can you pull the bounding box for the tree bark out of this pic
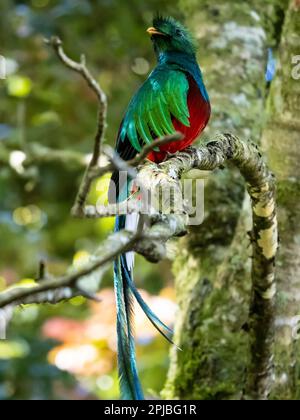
[164,0,288,400]
[261,0,300,400]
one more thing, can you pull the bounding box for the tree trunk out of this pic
[163,0,288,400]
[261,0,300,399]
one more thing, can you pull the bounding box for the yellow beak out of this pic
[146,27,166,36]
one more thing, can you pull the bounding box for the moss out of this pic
[277,180,300,208]
[164,269,249,399]
[262,2,300,400]
[164,205,252,399]
[164,0,291,401]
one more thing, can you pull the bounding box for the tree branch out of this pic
[0,210,185,308]
[0,135,278,402]
[128,132,183,167]
[45,36,108,217]
[0,142,89,177]
[0,228,138,308]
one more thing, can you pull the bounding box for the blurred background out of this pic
[0,0,183,400]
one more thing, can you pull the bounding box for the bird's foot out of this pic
[164,151,180,161]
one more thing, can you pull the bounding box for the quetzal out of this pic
[109,15,210,400]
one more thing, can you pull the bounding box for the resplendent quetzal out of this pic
[109,15,210,400]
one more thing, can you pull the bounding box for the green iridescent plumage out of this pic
[119,68,190,151]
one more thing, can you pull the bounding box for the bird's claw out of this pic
[164,151,179,161]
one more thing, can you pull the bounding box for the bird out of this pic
[109,15,211,400]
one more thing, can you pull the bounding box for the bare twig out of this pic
[0,227,140,309]
[89,133,184,180]
[24,143,89,169]
[37,260,47,282]
[45,36,107,217]
[128,132,183,167]
[0,202,185,308]
[102,145,138,179]
[44,36,106,122]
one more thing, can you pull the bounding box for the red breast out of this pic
[147,75,211,163]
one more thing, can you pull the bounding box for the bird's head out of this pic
[147,15,196,57]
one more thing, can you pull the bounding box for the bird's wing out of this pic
[118,67,190,153]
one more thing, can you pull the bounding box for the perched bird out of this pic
[109,15,211,400]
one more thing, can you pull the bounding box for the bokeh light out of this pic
[131,57,150,75]
[13,205,42,227]
[6,75,32,98]
[9,150,26,174]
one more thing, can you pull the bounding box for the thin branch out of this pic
[68,134,185,219]
[45,36,108,217]
[128,132,183,167]
[0,203,185,308]
[44,36,106,115]
[24,143,89,169]
[0,142,89,177]
[89,133,184,180]
[37,260,47,282]
[102,145,138,179]
[0,228,139,309]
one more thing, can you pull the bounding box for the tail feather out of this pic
[114,204,176,399]
[120,254,174,345]
[114,216,144,400]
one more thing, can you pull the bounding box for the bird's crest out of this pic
[152,14,197,52]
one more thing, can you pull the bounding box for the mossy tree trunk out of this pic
[261,0,300,400]
[163,0,288,400]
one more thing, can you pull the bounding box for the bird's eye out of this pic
[175,29,182,36]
